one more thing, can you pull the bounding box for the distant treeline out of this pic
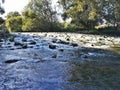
[1,0,120,32]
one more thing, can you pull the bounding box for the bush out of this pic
[63,22,78,32]
[5,16,23,32]
[0,23,8,33]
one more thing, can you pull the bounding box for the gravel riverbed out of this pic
[0,32,120,90]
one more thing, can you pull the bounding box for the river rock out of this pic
[22,44,27,49]
[49,44,56,49]
[30,41,36,45]
[57,40,69,45]
[59,49,64,52]
[70,43,78,47]
[5,59,19,64]
[14,42,23,46]
[22,38,27,42]
[52,54,57,58]
[0,39,3,42]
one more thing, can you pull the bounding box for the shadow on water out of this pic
[62,46,120,90]
[0,32,120,90]
[64,28,120,37]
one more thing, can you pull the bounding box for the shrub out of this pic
[5,16,23,32]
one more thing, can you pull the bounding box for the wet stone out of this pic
[27,45,34,48]
[30,41,36,45]
[49,44,56,49]
[57,40,69,45]
[7,42,11,45]
[9,36,15,42]
[10,48,15,50]
[66,38,70,41]
[14,42,23,46]
[5,59,19,64]
[0,39,3,42]
[70,43,78,47]
[22,44,27,49]
[52,54,57,58]
[22,38,27,42]
[59,49,64,52]
[52,39,57,43]
[91,44,94,46]
[81,55,88,59]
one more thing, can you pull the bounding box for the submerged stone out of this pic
[58,40,69,45]
[29,40,36,45]
[52,54,57,58]
[5,59,19,64]
[70,43,78,47]
[59,49,64,52]
[22,44,27,49]
[0,39,3,42]
[14,42,23,46]
[49,44,56,49]
[22,38,27,42]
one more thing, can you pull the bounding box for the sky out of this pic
[0,0,65,22]
[1,0,29,18]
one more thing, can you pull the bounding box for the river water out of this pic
[0,33,120,90]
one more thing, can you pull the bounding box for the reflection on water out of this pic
[66,47,120,90]
[68,61,120,89]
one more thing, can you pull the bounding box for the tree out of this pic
[24,0,58,31]
[5,12,22,32]
[22,10,42,32]
[59,0,120,30]
[6,11,20,19]
[59,0,101,29]
[114,0,120,31]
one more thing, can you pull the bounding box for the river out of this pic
[0,32,120,90]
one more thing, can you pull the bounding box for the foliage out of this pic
[59,0,99,29]
[3,0,120,33]
[5,16,22,32]
[22,10,40,32]
[23,0,58,31]
[22,17,40,32]
[6,11,20,19]
[59,0,120,30]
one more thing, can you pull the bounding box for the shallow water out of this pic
[0,33,120,90]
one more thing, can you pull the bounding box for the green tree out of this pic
[24,0,58,31]
[114,0,120,30]
[6,11,20,19]
[22,10,42,32]
[59,0,101,29]
[5,16,22,32]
